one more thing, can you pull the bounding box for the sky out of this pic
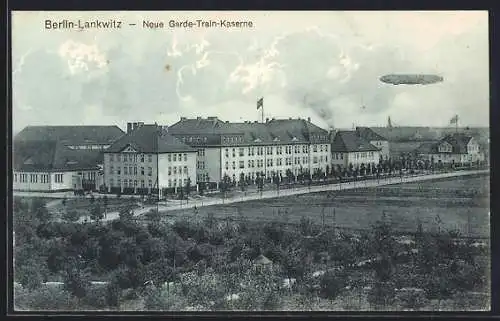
[11,11,489,133]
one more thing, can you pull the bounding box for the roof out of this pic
[356,127,387,141]
[106,124,196,153]
[331,131,380,152]
[414,133,474,154]
[254,254,272,265]
[369,127,488,143]
[13,140,104,172]
[168,117,330,146]
[14,125,124,145]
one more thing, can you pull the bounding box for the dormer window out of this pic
[292,137,298,141]
[273,137,280,142]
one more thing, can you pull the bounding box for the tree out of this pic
[63,209,80,222]
[185,177,191,197]
[90,203,104,224]
[119,205,134,222]
[239,173,246,192]
[103,195,109,219]
[31,199,51,224]
[320,271,347,302]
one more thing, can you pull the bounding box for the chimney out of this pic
[127,122,133,134]
[307,117,311,122]
[180,117,187,121]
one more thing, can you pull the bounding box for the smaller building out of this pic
[331,131,381,170]
[103,123,197,199]
[356,127,390,160]
[414,133,485,166]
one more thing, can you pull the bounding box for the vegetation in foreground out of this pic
[13,196,489,311]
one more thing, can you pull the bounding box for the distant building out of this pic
[355,127,390,160]
[414,133,484,165]
[330,131,381,169]
[168,116,331,184]
[103,123,197,199]
[13,125,124,192]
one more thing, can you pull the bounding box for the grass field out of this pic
[164,174,490,238]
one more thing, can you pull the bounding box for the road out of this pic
[73,169,488,224]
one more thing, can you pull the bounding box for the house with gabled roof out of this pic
[355,127,390,160]
[13,125,124,192]
[103,123,197,198]
[330,131,381,169]
[167,116,331,184]
[414,133,485,165]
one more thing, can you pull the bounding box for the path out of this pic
[75,169,488,224]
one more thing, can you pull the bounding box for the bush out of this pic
[319,271,347,301]
[396,289,429,311]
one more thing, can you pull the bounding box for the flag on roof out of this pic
[257,97,264,110]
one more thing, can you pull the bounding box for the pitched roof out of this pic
[106,124,196,153]
[14,125,124,145]
[356,127,387,141]
[414,133,474,154]
[369,126,488,143]
[331,131,380,152]
[13,140,103,172]
[168,117,329,146]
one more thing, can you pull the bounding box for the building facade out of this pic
[330,131,381,169]
[103,123,197,198]
[13,126,124,192]
[168,117,331,185]
[356,127,390,160]
[414,133,485,165]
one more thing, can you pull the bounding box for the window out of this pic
[198,149,205,157]
[141,167,145,175]
[168,154,171,162]
[117,179,121,187]
[313,145,318,152]
[148,180,152,187]
[313,157,318,164]
[320,145,324,152]
[129,179,133,187]
[184,179,187,186]
[129,166,133,175]
[248,160,252,168]
[148,155,153,162]
[225,162,229,170]
[239,148,244,157]
[129,154,133,162]
[124,167,128,175]
[168,179,172,188]
[134,180,138,187]
[184,154,187,161]
[178,154,182,161]
[173,154,177,162]
[173,180,177,187]
[148,167,153,176]
[173,167,177,174]
[178,166,182,174]
[184,166,188,174]
[232,161,236,170]
[134,167,137,175]
[168,167,172,175]
[225,149,229,158]
[117,167,121,175]
[267,147,273,155]
[341,154,344,160]
[55,174,63,183]
[179,179,182,186]
[232,149,236,158]
[14,173,17,182]
[109,166,114,175]
[141,180,145,188]
[277,146,282,155]
[122,154,127,162]
[325,156,328,163]
[141,154,145,162]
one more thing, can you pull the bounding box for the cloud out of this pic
[11,11,489,132]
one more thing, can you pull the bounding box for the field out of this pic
[165,174,490,238]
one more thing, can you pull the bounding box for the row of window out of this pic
[332,152,376,160]
[109,166,153,176]
[223,155,327,170]
[182,136,208,144]
[223,145,329,158]
[14,173,60,183]
[197,173,210,182]
[197,161,205,169]
[167,166,189,175]
[224,167,323,181]
[112,178,189,188]
[108,153,154,163]
[109,179,153,188]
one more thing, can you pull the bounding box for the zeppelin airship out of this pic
[380,74,444,85]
